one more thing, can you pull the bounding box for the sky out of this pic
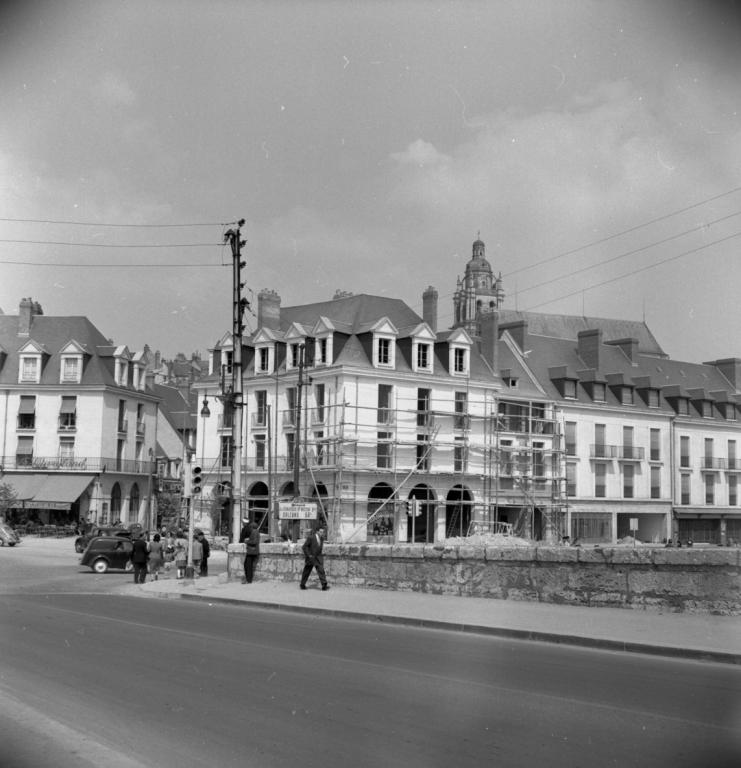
[2,0,741,364]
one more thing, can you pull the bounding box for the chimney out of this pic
[606,337,639,363]
[577,329,602,369]
[18,297,42,337]
[499,319,528,353]
[258,289,281,332]
[422,285,438,332]
[479,310,499,372]
[708,358,741,390]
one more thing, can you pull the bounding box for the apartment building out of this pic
[194,237,741,546]
[0,298,159,528]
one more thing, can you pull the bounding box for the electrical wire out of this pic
[524,229,741,311]
[0,217,236,228]
[502,183,741,278]
[0,239,222,248]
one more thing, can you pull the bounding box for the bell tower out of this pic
[452,234,504,335]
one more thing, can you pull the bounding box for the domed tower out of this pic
[452,234,504,335]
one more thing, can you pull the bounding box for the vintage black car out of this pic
[79,536,134,573]
[0,522,20,547]
[74,526,132,553]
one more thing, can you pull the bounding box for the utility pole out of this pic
[293,343,305,498]
[225,219,248,543]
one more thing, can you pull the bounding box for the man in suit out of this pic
[300,524,329,591]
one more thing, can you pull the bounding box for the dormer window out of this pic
[563,380,577,398]
[452,347,469,375]
[676,398,689,415]
[592,383,606,402]
[415,342,431,372]
[646,388,659,407]
[288,343,302,370]
[256,346,272,374]
[61,356,81,383]
[620,386,634,405]
[314,336,331,366]
[720,402,737,421]
[114,358,129,386]
[376,337,394,367]
[19,355,40,384]
[699,400,713,418]
[223,350,233,376]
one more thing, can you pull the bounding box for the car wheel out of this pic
[124,560,134,572]
[92,559,109,574]
[74,541,84,554]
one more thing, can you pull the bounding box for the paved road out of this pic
[2,536,740,767]
[2,590,740,768]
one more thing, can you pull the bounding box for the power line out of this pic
[0,239,222,248]
[0,217,235,228]
[516,208,741,296]
[525,229,741,311]
[503,184,741,278]
[0,259,226,268]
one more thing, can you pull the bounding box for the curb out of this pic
[144,589,741,666]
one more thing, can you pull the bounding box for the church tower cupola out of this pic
[452,233,505,336]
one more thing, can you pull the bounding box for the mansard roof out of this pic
[0,313,147,389]
[498,310,666,357]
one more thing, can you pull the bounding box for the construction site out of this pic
[223,392,569,546]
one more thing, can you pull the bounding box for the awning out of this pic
[28,475,95,510]
[60,397,77,413]
[674,507,741,518]
[18,396,36,414]
[6,474,95,511]
[2,474,42,501]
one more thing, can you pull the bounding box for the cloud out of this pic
[94,72,137,107]
[390,139,450,167]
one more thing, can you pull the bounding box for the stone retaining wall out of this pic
[227,543,741,614]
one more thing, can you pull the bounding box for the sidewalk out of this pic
[122,573,741,665]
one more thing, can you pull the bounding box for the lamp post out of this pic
[200,394,210,531]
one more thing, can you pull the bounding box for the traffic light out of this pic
[191,465,203,494]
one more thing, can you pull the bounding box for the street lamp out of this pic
[199,395,210,531]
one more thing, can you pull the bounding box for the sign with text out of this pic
[278,501,318,520]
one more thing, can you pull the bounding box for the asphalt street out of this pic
[1,536,740,767]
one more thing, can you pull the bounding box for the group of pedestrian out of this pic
[130,529,211,583]
[240,517,330,591]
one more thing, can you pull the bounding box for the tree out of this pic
[0,482,18,521]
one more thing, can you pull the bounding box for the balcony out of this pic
[311,408,326,426]
[590,444,619,459]
[495,414,557,434]
[700,457,726,471]
[117,419,128,434]
[1,455,155,474]
[218,414,235,431]
[616,446,645,461]
[726,458,741,472]
[377,408,395,426]
[282,410,297,428]
[135,421,146,436]
[250,412,267,429]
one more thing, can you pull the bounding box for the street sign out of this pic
[629,518,639,530]
[278,501,318,520]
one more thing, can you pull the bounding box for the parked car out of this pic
[79,536,134,573]
[0,522,20,547]
[74,526,132,554]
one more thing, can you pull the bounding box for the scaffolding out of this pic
[245,390,567,544]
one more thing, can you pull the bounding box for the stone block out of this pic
[576,547,610,564]
[536,546,579,563]
[610,547,654,565]
[423,545,444,560]
[498,547,537,561]
[458,545,485,560]
[392,544,424,559]
[364,544,393,558]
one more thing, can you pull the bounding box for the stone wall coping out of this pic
[227,542,741,567]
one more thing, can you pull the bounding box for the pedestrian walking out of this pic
[174,532,187,579]
[191,534,203,575]
[148,533,164,580]
[131,532,149,584]
[300,524,329,591]
[197,532,210,576]
[240,521,260,584]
